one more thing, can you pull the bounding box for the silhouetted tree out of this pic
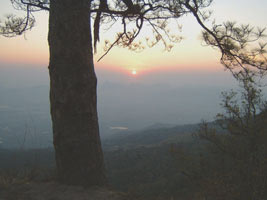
[0,0,195,186]
[182,0,267,76]
[196,70,267,199]
[0,0,266,187]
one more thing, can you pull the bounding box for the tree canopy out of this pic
[1,0,266,72]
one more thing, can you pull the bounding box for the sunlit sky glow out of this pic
[1,0,267,128]
[0,0,266,75]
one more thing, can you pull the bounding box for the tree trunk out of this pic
[48,0,106,186]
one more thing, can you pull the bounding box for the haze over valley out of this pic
[0,64,237,148]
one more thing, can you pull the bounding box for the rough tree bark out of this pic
[48,0,106,186]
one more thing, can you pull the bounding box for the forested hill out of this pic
[0,122,203,200]
[102,123,200,150]
[0,121,226,200]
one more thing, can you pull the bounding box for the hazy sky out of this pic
[0,0,267,128]
[0,0,266,74]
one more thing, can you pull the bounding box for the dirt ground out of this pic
[0,181,130,200]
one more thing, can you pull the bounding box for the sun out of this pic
[131,70,137,75]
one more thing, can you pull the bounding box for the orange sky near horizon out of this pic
[0,0,266,77]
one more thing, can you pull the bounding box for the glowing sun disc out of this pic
[131,70,137,75]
